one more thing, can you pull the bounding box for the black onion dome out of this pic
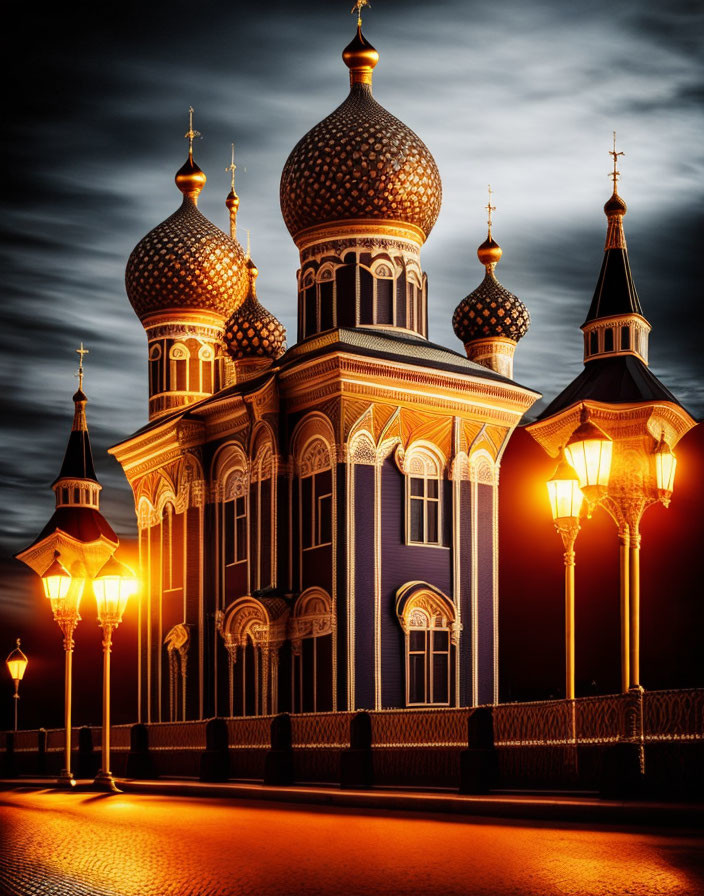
[223,262,287,361]
[126,197,248,322]
[280,83,442,241]
[453,271,530,344]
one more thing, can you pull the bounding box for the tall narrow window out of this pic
[251,445,274,590]
[224,494,247,566]
[169,343,189,392]
[406,609,450,706]
[604,327,614,352]
[406,448,443,546]
[149,343,163,395]
[302,469,332,549]
[198,344,215,393]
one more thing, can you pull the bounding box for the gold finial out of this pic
[245,229,251,261]
[75,342,89,392]
[477,185,502,270]
[485,184,496,238]
[609,131,624,193]
[351,0,370,27]
[16,638,21,649]
[185,106,201,156]
[226,143,237,192]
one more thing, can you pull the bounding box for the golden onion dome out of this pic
[125,153,248,323]
[223,259,287,361]
[453,233,530,345]
[604,190,627,216]
[280,25,442,244]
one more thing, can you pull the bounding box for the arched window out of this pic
[289,588,333,713]
[164,623,190,722]
[198,343,215,394]
[397,585,456,707]
[149,342,163,395]
[318,266,335,333]
[169,343,189,392]
[300,438,333,551]
[223,470,248,567]
[302,270,316,338]
[219,596,289,717]
[405,446,444,546]
[374,262,394,325]
[251,440,275,591]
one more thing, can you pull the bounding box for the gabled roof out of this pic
[22,506,118,552]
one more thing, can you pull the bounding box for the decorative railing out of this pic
[3,690,702,757]
[371,708,469,747]
[291,712,355,749]
[643,688,704,742]
[226,716,272,749]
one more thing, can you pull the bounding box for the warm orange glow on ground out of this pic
[1,790,701,895]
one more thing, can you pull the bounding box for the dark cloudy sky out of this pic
[2,0,702,619]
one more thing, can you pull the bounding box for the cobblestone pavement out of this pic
[1,789,703,896]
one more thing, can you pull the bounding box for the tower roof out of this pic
[223,256,287,361]
[125,111,248,323]
[583,137,643,326]
[53,355,98,485]
[453,193,530,346]
[279,21,442,245]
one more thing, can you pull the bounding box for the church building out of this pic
[110,18,539,723]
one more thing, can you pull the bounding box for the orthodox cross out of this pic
[75,342,89,391]
[351,0,370,27]
[226,144,237,191]
[485,184,496,236]
[609,131,624,191]
[185,106,201,155]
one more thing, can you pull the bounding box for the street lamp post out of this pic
[6,639,29,731]
[547,450,585,700]
[41,551,81,787]
[92,555,138,792]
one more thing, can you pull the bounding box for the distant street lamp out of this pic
[6,639,29,731]
[654,435,677,506]
[547,450,585,700]
[92,555,138,792]
[41,551,84,787]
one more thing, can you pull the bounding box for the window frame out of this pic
[405,609,451,707]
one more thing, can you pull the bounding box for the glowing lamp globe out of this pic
[93,555,138,626]
[655,441,677,504]
[6,640,28,683]
[41,552,72,601]
[565,409,612,493]
[547,452,584,522]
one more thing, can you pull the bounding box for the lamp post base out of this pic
[57,770,76,788]
[92,769,121,793]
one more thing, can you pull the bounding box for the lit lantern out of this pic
[6,639,28,683]
[41,551,72,601]
[565,406,612,494]
[655,438,677,505]
[93,555,138,627]
[547,450,585,522]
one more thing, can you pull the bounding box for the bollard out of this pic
[37,728,48,776]
[459,707,497,794]
[126,724,156,780]
[199,718,230,782]
[3,731,16,778]
[264,713,294,786]
[76,726,98,778]
[340,712,374,789]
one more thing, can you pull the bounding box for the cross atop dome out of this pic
[609,131,624,193]
[185,106,201,156]
[75,342,88,392]
[351,0,371,27]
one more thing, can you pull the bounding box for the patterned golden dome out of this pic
[280,25,442,244]
[223,259,287,361]
[453,234,530,345]
[126,152,248,322]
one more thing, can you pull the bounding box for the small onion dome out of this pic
[604,190,627,216]
[280,26,442,243]
[477,235,502,267]
[223,259,287,361]
[225,188,240,215]
[125,155,248,323]
[452,236,530,345]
